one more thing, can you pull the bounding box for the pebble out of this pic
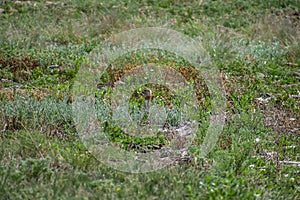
[257,72,265,78]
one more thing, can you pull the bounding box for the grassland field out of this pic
[0,0,299,199]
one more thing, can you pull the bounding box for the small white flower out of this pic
[249,164,255,168]
[255,138,260,143]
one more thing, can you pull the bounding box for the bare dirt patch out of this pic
[0,56,40,82]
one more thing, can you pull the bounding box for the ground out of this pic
[0,0,299,199]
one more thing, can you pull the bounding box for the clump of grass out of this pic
[102,121,166,152]
[0,93,75,137]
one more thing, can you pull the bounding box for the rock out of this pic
[47,64,60,69]
[257,72,265,78]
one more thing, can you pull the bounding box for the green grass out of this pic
[0,0,299,199]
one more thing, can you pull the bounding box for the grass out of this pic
[0,0,299,199]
